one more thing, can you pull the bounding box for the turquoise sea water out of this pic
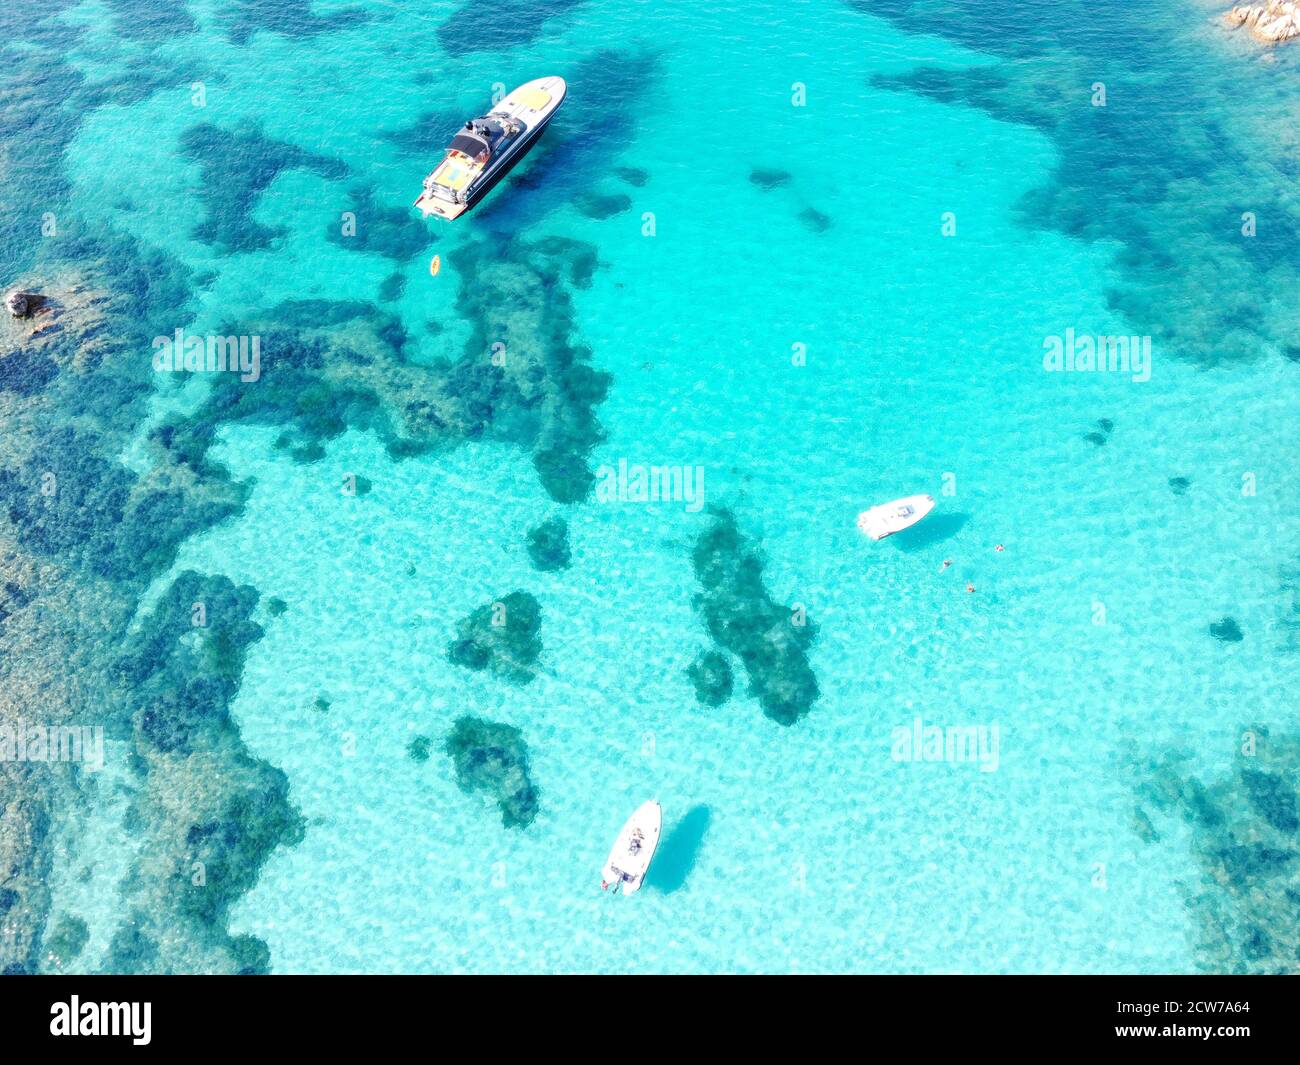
[4,0,1300,973]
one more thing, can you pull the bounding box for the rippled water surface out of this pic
[2,0,1299,974]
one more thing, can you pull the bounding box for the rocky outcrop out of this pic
[4,289,53,332]
[687,649,734,708]
[691,508,819,726]
[0,240,285,974]
[1224,3,1300,44]
[6,291,31,318]
[444,716,539,829]
[0,768,52,974]
[525,517,571,572]
[446,591,543,685]
[1129,727,1300,973]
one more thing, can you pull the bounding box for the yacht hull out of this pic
[415,76,567,220]
[601,800,662,895]
[857,494,936,541]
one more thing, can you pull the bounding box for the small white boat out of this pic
[857,494,935,541]
[601,800,662,894]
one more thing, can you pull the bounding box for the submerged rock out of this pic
[444,716,539,828]
[614,166,650,187]
[219,0,371,46]
[1240,768,1299,833]
[749,167,792,190]
[447,591,543,684]
[181,123,348,253]
[107,571,305,974]
[526,516,571,572]
[0,232,290,975]
[1128,727,1300,973]
[577,191,633,220]
[691,508,818,725]
[119,571,264,755]
[0,775,52,973]
[174,775,305,929]
[152,234,610,504]
[43,914,90,968]
[687,649,734,707]
[1084,420,1113,447]
[328,183,433,263]
[869,42,1294,369]
[1169,476,1191,495]
[1210,616,1244,642]
[799,206,833,233]
[437,0,581,56]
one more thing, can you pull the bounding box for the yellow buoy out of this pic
[429,255,441,277]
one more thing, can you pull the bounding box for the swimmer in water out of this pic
[995,544,1005,553]
[940,560,952,572]
[966,584,975,593]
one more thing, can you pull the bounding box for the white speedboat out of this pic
[414,76,567,220]
[601,800,662,894]
[857,494,936,540]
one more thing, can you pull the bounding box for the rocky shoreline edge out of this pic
[1224,2,1300,44]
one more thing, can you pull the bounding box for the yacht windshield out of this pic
[448,131,490,158]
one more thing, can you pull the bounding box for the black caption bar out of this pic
[0,974,1291,1052]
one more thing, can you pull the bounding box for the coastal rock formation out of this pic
[447,591,543,685]
[2,288,57,342]
[0,233,288,974]
[0,8,352,974]
[0,229,606,971]
[6,291,31,318]
[444,716,540,829]
[1224,3,1300,44]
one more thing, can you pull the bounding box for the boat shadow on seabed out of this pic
[644,804,712,894]
[890,511,970,552]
